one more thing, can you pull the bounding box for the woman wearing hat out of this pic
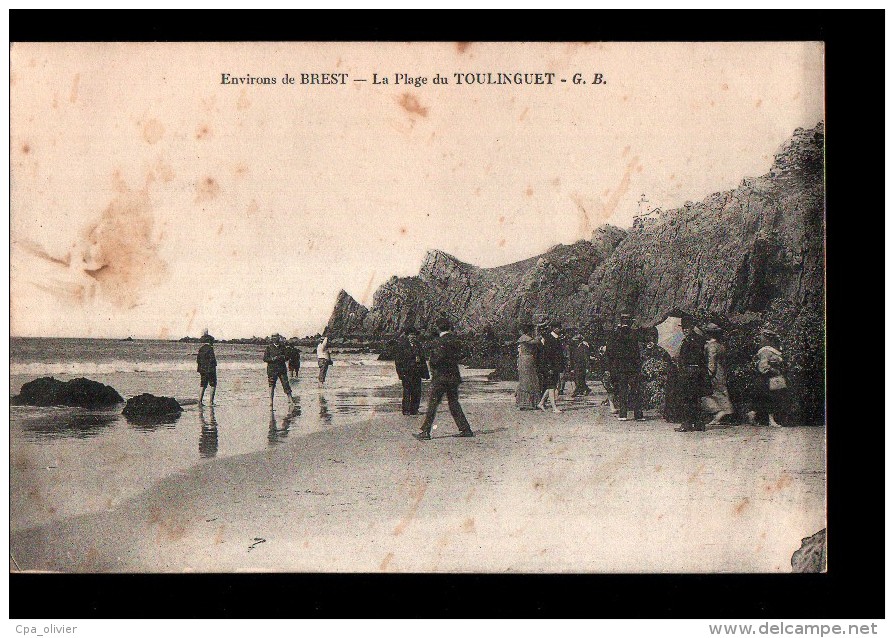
[701,323,734,425]
[515,322,540,410]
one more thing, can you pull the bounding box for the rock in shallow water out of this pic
[122,394,183,419]
[11,377,124,408]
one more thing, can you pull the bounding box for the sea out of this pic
[10,337,514,531]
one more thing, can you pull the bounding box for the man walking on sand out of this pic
[264,334,297,408]
[197,335,217,406]
[537,321,565,413]
[414,318,474,441]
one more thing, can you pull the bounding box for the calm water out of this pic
[10,338,513,531]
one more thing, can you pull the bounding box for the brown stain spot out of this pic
[69,73,80,103]
[304,540,310,548]
[157,326,170,340]
[721,83,729,91]
[236,90,251,111]
[380,552,394,571]
[765,473,793,494]
[217,223,225,235]
[27,182,167,309]
[533,480,544,490]
[688,463,705,483]
[551,177,561,187]
[525,186,534,197]
[519,107,529,122]
[734,498,751,515]
[153,159,175,183]
[196,176,220,203]
[498,216,505,223]
[393,480,426,536]
[399,226,407,235]
[654,465,662,472]
[147,508,188,543]
[21,143,30,154]
[657,514,664,520]
[792,92,801,100]
[398,93,429,118]
[234,163,249,178]
[246,199,260,216]
[456,42,471,54]
[622,95,629,102]
[669,173,675,180]
[213,524,226,545]
[196,124,211,140]
[141,119,165,145]
[709,100,716,107]
[462,518,476,533]
[498,239,505,247]
[754,99,762,108]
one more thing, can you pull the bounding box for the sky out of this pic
[10,42,824,339]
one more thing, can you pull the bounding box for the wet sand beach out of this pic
[11,394,825,573]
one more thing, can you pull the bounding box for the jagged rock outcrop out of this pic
[325,123,825,422]
[325,290,369,336]
[11,377,124,408]
[331,225,627,337]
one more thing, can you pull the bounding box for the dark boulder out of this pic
[791,528,826,573]
[122,394,183,421]
[11,377,124,408]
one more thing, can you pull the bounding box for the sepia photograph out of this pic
[10,40,826,576]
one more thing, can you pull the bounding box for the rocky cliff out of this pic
[327,224,628,337]
[325,123,825,421]
[586,123,824,325]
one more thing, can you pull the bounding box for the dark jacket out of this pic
[678,329,707,368]
[572,341,590,373]
[606,326,641,376]
[285,346,301,369]
[426,332,463,386]
[197,344,217,373]
[263,343,288,375]
[539,332,565,374]
[394,337,426,380]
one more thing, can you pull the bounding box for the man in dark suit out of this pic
[605,314,644,421]
[675,315,708,432]
[394,327,427,415]
[537,321,565,413]
[414,318,474,440]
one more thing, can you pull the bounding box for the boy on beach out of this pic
[197,336,217,405]
[264,334,297,408]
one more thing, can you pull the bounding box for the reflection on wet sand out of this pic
[268,403,300,447]
[18,408,120,441]
[318,394,332,424]
[199,405,219,458]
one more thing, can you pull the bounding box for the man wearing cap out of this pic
[264,334,297,408]
[414,318,474,440]
[675,316,708,432]
[394,327,427,415]
[605,314,644,421]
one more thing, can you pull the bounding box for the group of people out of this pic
[196,333,334,408]
[196,312,791,438]
[511,313,791,433]
[515,320,593,414]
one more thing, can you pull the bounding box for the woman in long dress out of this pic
[701,324,734,425]
[516,323,540,410]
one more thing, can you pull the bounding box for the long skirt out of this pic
[516,354,540,409]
